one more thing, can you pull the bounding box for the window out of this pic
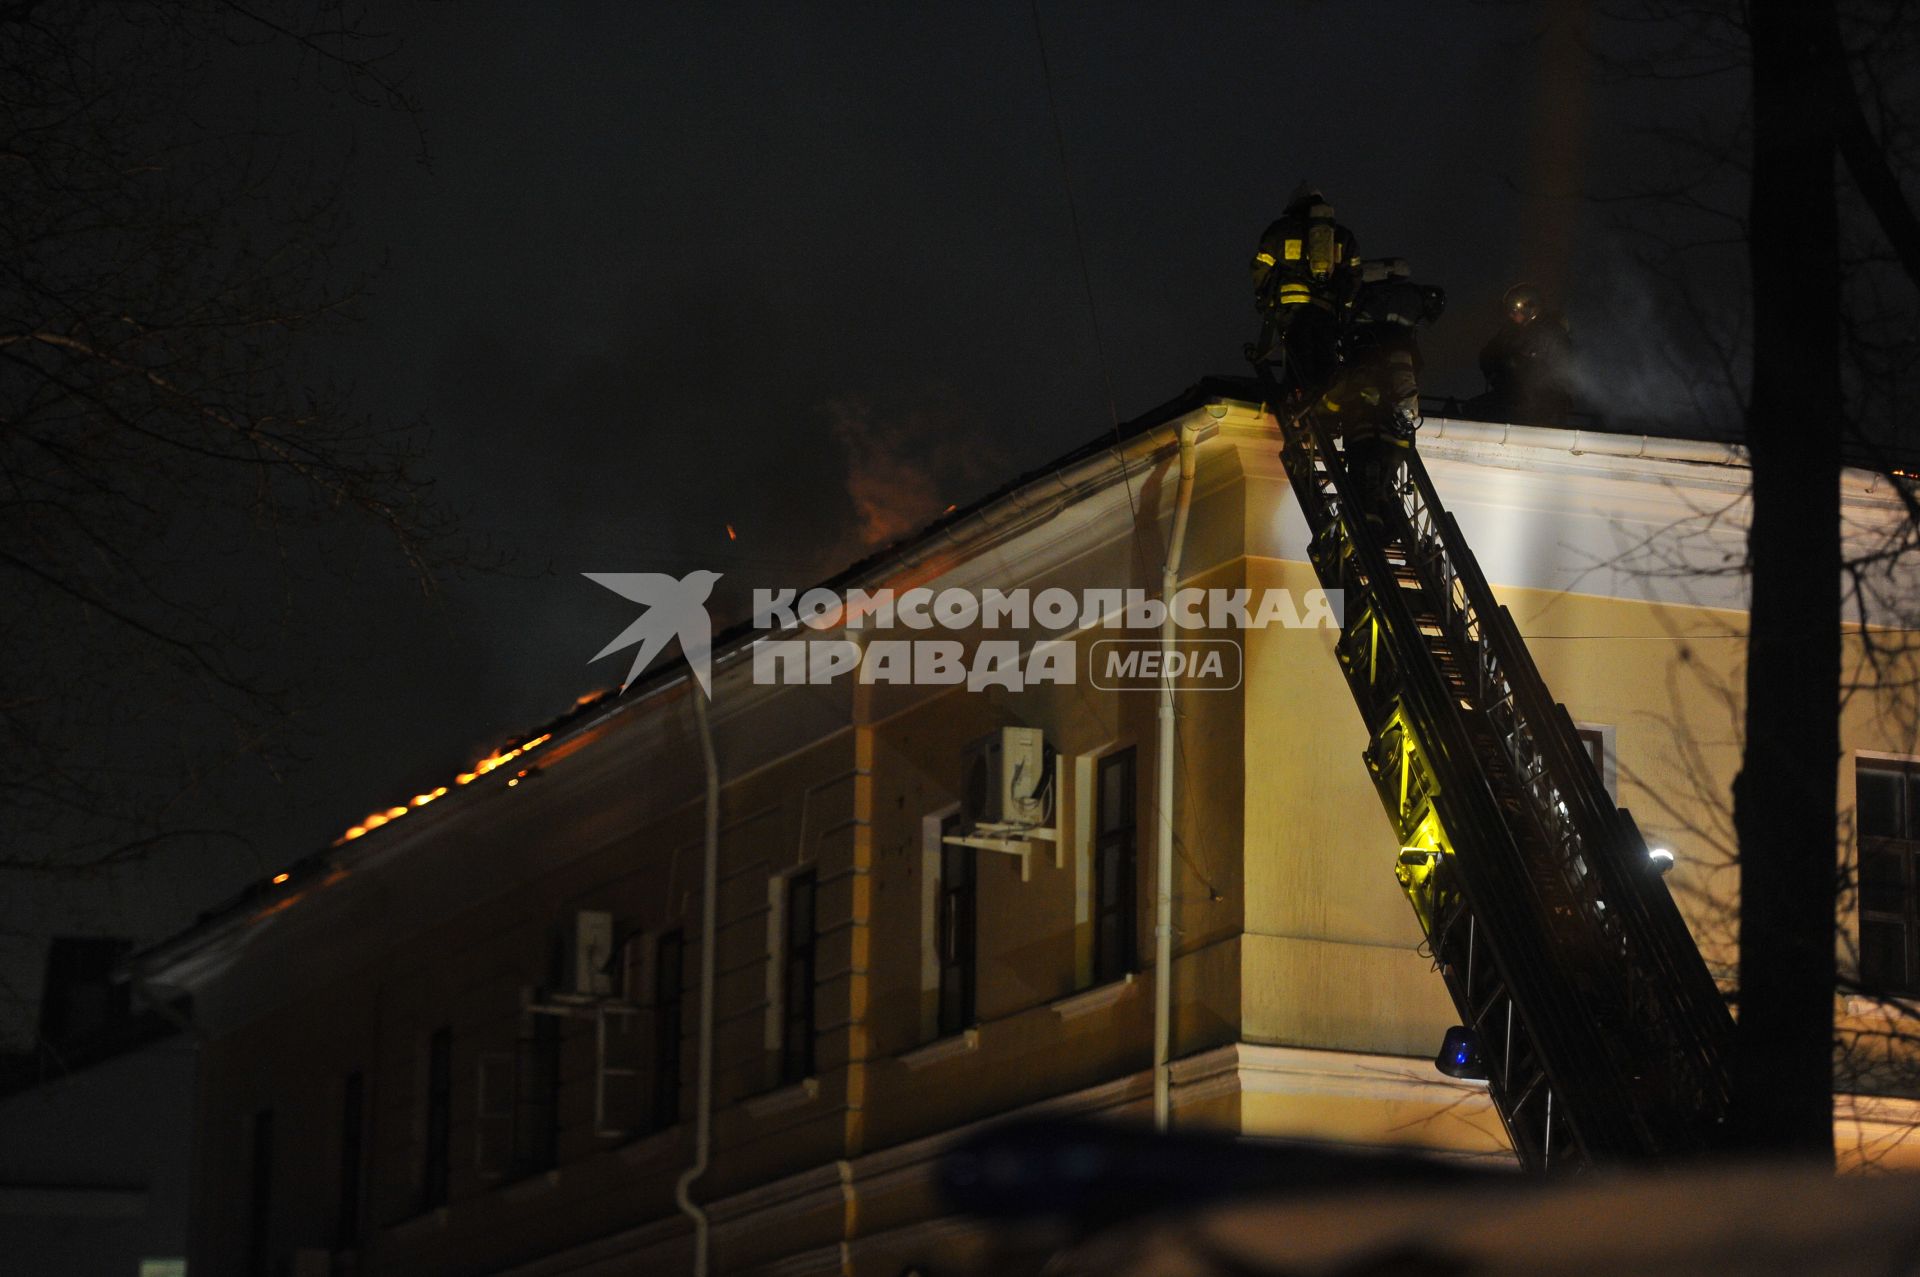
[622,925,648,1003]
[781,871,817,1083]
[937,815,977,1037]
[336,1071,365,1249]
[1574,725,1617,801]
[513,1016,561,1175]
[653,930,684,1128]
[1858,760,1920,994]
[1576,727,1604,777]
[1093,749,1139,983]
[248,1108,273,1276]
[475,1051,514,1180]
[421,1028,451,1210]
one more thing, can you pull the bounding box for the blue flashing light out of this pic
[1435,1025,1487,1081]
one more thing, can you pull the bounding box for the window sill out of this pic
[618,1124,683,1166]
[1051,973,1137,1021]
[1845,994,1920,1022]
[383,1206,448,1241]
[744,1076,818,1118]
[500,1168,560,1202]
[901,1027,979,1069]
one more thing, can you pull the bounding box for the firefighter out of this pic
[1475,283,1573,424]
[1246,185,1360,407]
[1326,258,1446,515]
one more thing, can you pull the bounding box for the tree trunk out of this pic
[1731,1,1844,1160]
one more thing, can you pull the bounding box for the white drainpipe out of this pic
[676,686,720,1275]
[1154,415,1215,1130]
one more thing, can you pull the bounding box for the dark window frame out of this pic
[1574,725,1617,801]
[780,871,818,1083]
[511,1015,562,1177]
[1575,726,1605,780]
[1092,748,1139,984]
[421,1027,452,1211]
[653,930,684,1129]
[1858,759,1920,996]
[336,1070,365,1249]
[936,814,977,1038]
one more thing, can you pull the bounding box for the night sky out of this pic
[5,2,1750,986]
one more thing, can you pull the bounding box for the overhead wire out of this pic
[1028,1,1222,905]
[1027,0,1141,525]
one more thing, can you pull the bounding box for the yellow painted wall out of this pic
[180,433,1920,1276]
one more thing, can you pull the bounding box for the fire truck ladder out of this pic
[1258,375,1735,1170]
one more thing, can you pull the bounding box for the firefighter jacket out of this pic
[1251,204,1359,315]
[1479,313,1572,402]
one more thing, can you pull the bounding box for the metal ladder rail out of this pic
[1350,458,1660,1161]
[1394,453,1734,1138]
[1334,561,1586,1167]
[1264,388,1648,1164]
[1428,484,1734,1101]
[1286,409,1637,1165]
[1379,457,1704,1150]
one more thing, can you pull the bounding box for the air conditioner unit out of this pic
[961,727,1048,830]
[566,910,616,997]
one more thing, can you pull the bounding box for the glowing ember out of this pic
[726,523,737,540]
[333,731,558,845]
[271,872,290,885]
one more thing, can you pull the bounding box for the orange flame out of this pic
[334,732,558,845]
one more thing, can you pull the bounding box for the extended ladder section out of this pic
[1261,381,1735,1169]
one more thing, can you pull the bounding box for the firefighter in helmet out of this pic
[1325,258,1446,513]
[1476,283,1573,424]
[1247,185,1360,406]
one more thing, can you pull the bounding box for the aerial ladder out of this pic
[1255,369,1736,1170]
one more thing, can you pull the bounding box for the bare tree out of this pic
[0,1,447,875]
[1729,0,1848,1158]
[1576,0,1920,1158]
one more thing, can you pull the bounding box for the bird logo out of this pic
[584,570,723,696]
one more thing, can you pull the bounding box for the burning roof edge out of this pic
[132,378,1782,988]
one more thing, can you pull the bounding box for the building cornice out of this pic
[139,384,1911,993]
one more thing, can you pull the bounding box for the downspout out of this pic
[676,686,720,1275]
[1154,415,1215,1130]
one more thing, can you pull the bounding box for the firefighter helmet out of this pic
[1284,182,1330,218]
[1503,284,1543,325]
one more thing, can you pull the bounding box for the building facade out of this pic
[136,382,1920,1275]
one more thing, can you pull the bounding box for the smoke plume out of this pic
[827,399,1003,550]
